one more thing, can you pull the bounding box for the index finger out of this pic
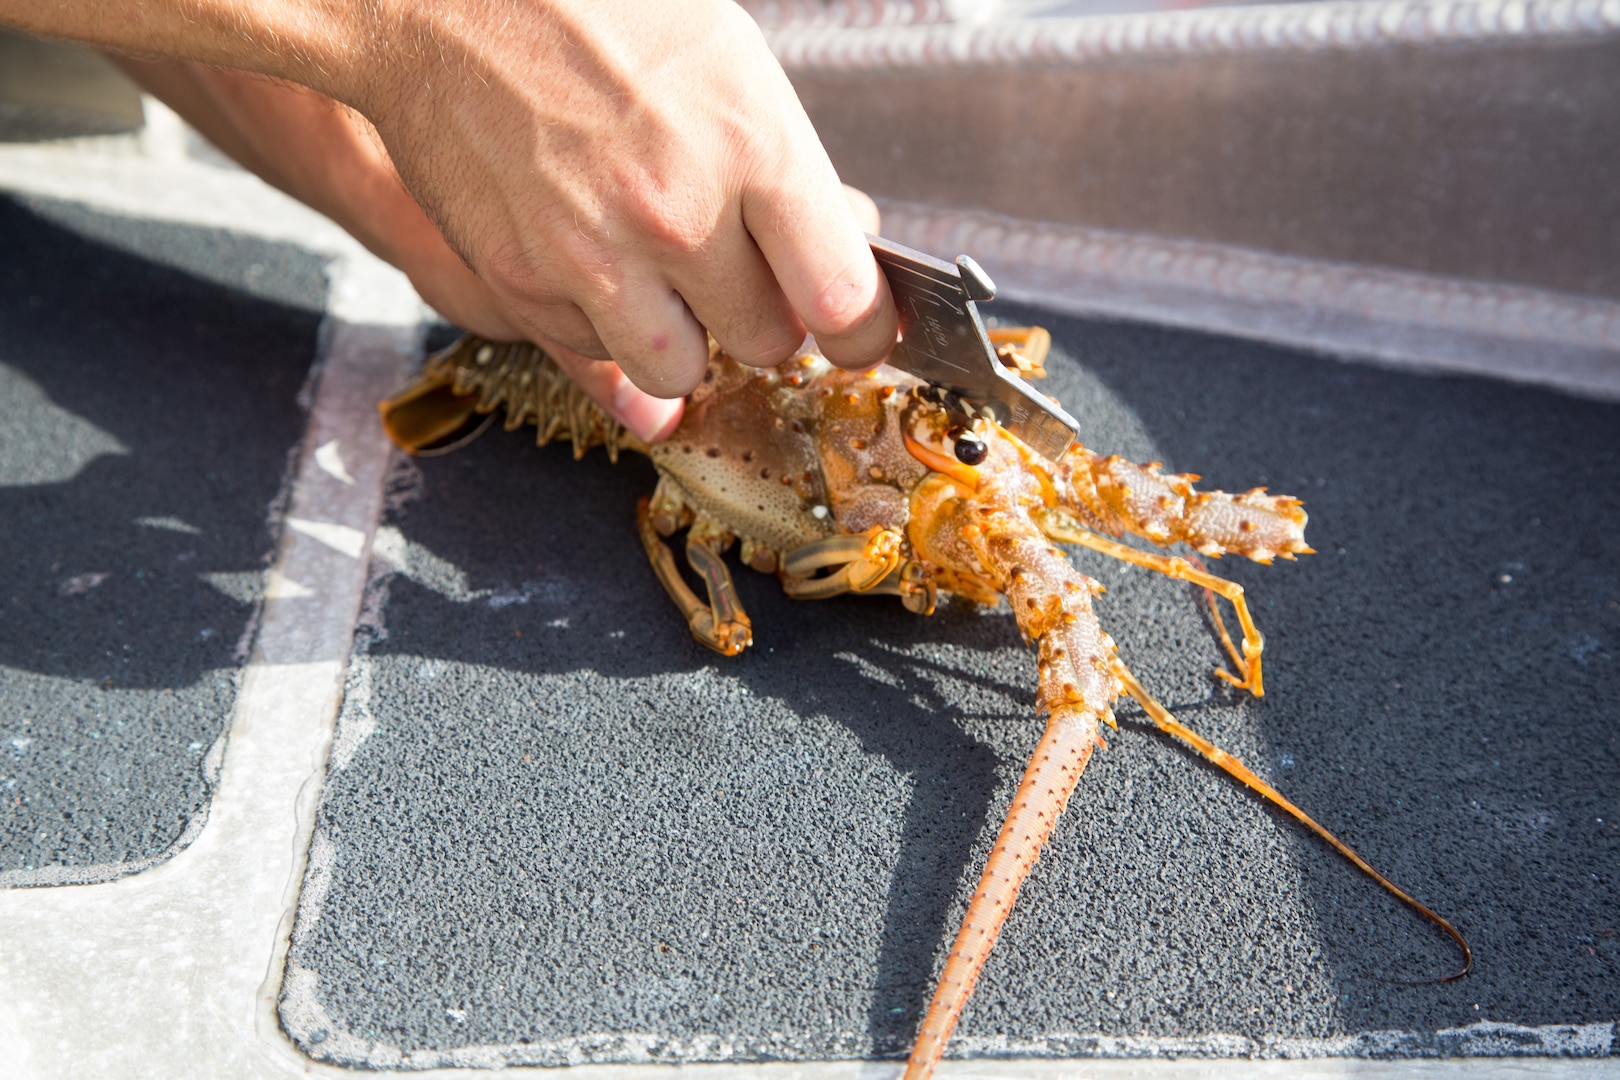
[744,169,898,371]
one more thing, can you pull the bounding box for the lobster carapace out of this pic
[378,329,1469,1078]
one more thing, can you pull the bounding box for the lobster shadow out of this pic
[361,422,1056,1055]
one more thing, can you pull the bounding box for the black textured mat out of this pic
[283,310,1618,1066]
[0,195,324,884]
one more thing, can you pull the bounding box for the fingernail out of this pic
[613,380,684,442]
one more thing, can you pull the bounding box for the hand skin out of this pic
[115,60,884,440]
[1,0,897,430]
[109,58,688,441]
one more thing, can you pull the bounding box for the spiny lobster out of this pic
[378,326,1469,1078]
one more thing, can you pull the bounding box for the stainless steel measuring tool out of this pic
[870,234,1078,462]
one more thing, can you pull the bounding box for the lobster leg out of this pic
[884,560,940,616]
[635,497,752,656]
[985,325,1051,378]
[1039,520,1266,697]
[779,528,904,600]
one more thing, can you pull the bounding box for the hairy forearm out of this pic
[111,59,282,182]
[110,56,532,343]
[111,59,388,245]
[0,0,369,103]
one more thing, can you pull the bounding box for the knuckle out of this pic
[622,347,707,399]
[478,249,613,358]
[612,171,714,261]
[533,305,610,359]
[807,275,875,331]
[480,245,587,320]
[707,290,804,369]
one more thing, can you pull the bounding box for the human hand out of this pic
[17,0,894,407]
[113,59,883,441]
[336,0,897,399]
[540,183,883,443]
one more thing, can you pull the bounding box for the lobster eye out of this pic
[953,432,988,465]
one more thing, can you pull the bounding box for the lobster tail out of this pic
[376,342,481,454]
[378,337,644,461]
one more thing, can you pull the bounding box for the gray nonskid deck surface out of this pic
[0,195,324,885]
[282,310,1618,1067]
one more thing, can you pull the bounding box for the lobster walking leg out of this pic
[635,497,753,656]
[779,528,904,600]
